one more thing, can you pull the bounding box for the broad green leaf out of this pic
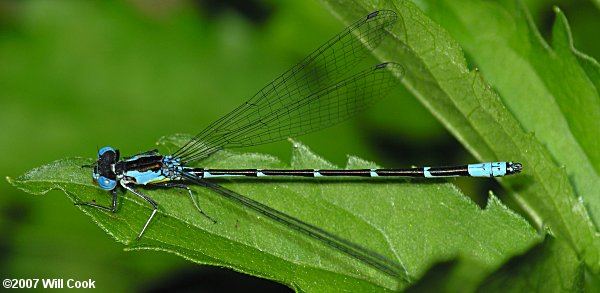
[8,135,538,291]
[404,237,583,293]
[320,0,600,273]
[416,0,600,274]
[477,237,584,293]
[419,0,600,227]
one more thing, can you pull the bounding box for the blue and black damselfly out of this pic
[79,10,521,279]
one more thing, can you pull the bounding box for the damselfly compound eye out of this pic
[97,175,116,190]
[98,146,115,158]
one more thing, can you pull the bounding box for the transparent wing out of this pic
[179,62,403,163]
[181,173,408,280]
[173,10,399,163]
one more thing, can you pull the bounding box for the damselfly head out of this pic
[92,146,120,190]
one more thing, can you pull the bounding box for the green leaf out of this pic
[477,237,584,293]
[320,0,600,275]
[419,0,600,225]
[8,135,537,291]
[404,237,583,293]
[418,0,600,273]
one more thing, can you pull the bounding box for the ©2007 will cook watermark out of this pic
[3,278,96,289]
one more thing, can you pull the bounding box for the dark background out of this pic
[1,0,597,291]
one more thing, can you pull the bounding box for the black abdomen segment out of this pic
[194,167,469,178]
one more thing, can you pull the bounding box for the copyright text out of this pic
[3,278,96,289]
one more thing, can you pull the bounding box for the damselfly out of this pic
[79,10,521,279]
